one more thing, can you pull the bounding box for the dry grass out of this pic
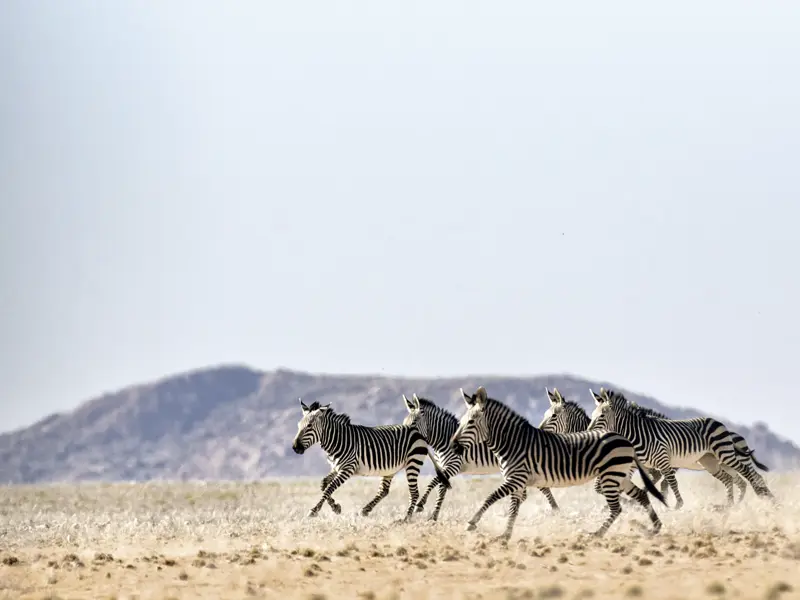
[1,472,800,599]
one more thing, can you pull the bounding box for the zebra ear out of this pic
[589,388,600,405]
[411,393,421,410]
[475,386,488,406]
[299,398,310,413]
[546,387,562,405]
[403,394,415,411]
[460,388,474,406]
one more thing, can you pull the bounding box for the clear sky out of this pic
[2,1,799,442]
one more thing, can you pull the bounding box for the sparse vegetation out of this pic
[0,475,799,598]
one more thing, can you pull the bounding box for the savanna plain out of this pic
[2,474,800,600]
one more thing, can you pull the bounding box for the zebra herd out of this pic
[291,385,775,541]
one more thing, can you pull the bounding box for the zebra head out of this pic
[539,387,589,432]
[401,392,424,430]
[449,386,490,456]
[538,387,565,430]
[588,387,624,431]
[292,398,331,454]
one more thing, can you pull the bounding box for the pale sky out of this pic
[2,1,799,442]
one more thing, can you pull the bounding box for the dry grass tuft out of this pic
[1,473,799,598]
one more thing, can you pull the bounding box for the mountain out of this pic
[2,365,799,484]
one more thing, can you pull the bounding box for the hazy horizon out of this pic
[2,2,800,442]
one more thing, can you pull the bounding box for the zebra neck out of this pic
[427,419,458,453]
[317,421,352,457]
[486,419,534,458]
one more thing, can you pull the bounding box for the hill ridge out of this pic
[2,365,798,483]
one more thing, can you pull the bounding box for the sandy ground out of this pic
[1,473,800,599]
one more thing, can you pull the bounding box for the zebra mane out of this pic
[483,396,533,430]
[414,397,459,426]
[628,402,668,419]
[314,405,351,426]
[605,391,667,420]
[561,399,589,419]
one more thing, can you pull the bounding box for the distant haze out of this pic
[1,2,799,440]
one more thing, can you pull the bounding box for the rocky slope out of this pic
[2,365,798,483]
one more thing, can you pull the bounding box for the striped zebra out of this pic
[538,389,767,504]
[587,388,775,509]
[402,393,560,521]
[291,399,451,521]
[449,386,667,541]
[624,403,768,503]
[538,387,590,433]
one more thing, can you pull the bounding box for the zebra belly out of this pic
[460,461,500,476]
[528,472,596,488]
[669,451,710,469]
[355,463,405,477]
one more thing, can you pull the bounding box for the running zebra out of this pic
[449,386,667,541]
[402,393,560,521]
[587,388,775,509]
[291,399,451,521]
[624,403,768,503]
[538,387,590,433]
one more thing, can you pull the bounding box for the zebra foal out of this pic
[449,386,667,542]
[402,393,560,521]
[587,388,775,509]
[291,399,451,521]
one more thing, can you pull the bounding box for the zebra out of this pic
[402,393,560,521]
[538,387,590,433]
[587,388,775,509]
[291,398,451,521]
[448,386,667,541]
[538,389,767,504]
[624,402,768,503]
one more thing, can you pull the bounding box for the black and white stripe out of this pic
[587,388,775,509]
[402,393,559,521]
[449,386,667,542]
[622,403,769,504]
[292,399,451,520]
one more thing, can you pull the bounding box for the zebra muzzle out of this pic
[292,442,305,455]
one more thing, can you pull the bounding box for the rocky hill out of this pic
[2,365,799,483]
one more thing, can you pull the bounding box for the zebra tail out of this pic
[734,446,770,472]
[634,456,668,507]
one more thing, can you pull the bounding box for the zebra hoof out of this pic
[465,522,477,532]
[330,503,342,515]
[427,514,440,523]
[306,510,319,519]
[360,508,372,517]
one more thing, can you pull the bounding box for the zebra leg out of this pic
[361,476,393,517]
[415,477,440,513]
[401,458,425,522]
[720,465,748,503]
[465,478,525,532]
[537,487,559,510]
[697,454,735,509]
[592,474,624,537]
[619,474,662,535]
[496,488,527,543]
[717,451,776,504]
[657,464,684,510]
[308,470,354,517]
[320,472,342,514]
